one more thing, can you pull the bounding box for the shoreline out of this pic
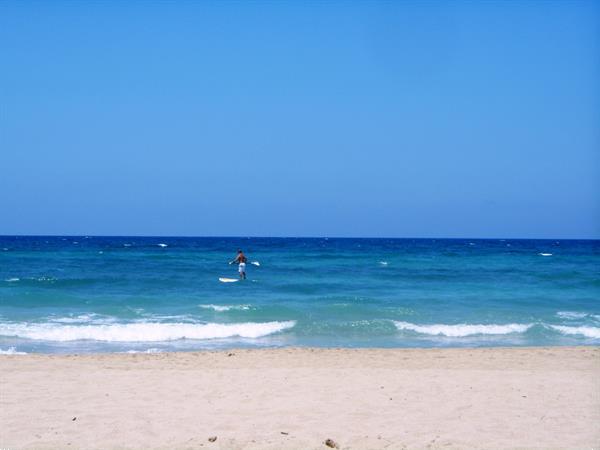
[2,346,599,449]
[2,343,599,356]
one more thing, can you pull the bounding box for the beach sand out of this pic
[1,347,598,449]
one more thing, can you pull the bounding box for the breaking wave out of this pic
[0,321,296,342]
[548,325,600,339]
[394,321,533,337]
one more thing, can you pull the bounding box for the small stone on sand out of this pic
[325,438,339,448]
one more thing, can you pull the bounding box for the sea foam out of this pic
[124,348,163,354]
[394,321,533,337]
[0,321,295,342]
[0,346,27,355]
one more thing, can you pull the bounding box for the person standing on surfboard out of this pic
[229,249,247,280]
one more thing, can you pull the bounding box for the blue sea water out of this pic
[0,236,598,354]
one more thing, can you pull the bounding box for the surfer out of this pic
[229,249,247,279]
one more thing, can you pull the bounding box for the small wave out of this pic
[198,304,251,312]
[556,311,589,320]
[157,243,168,248]
[548,325,600,339]
[124,348,163,354]
[379,261,388,265]
[538,253,552,257]
[35,276,57,282]
[0,321,295,342]
[6,276,57,283]
[47,314,114,324]
[50,315,95,324]
[394,321,532,337]
[138,314,198,322]
[0,347,27,355]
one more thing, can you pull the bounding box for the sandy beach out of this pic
[1,346,598,449]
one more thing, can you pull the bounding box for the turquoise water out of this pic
[0,236,598,354]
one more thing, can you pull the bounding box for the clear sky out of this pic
[1,1,598,238]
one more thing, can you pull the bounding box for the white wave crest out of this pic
[198,304,251,312]
[549,325,600,339]
[538,253,552,257]
[394,321,533,337]
[0,321,295,342]
[5,277,19,282]
[0,347,27,355]
[157,243,168,248]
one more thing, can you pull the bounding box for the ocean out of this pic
[0,236,598,354]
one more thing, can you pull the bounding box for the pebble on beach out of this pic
[325,438,339,448]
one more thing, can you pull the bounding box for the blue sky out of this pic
[1,1,598,238]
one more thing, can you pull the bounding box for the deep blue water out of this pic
[0,236,598,354]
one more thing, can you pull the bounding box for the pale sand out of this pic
[1,347,599,450]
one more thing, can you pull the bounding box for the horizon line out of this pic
[0,234,598,241]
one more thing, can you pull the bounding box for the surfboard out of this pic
[219,277,239,283]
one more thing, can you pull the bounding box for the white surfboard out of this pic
[219,277,239,283]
